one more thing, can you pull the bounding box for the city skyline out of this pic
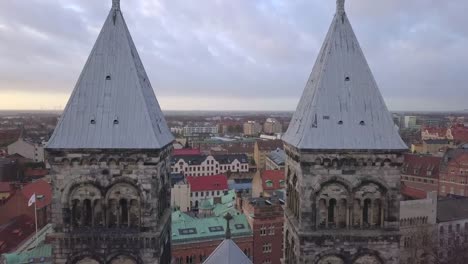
[1,0,467,111]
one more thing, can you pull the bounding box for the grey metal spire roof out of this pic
[46,0,174,150]
[203,239,252,264]
[283,0,407,151]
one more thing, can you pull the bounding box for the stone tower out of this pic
[282,1,408,263]
[45,1,174,263]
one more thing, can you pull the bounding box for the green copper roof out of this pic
[199,199,214,210]
[3,244,52,264]
[171,211,252,244]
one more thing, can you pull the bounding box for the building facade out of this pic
[7,138,44,162]
[401,154,440,194]
[45,1,174,263]
[183,126,219,137]
[239,196,284,264]
[281,1,407,263]
[171,210,253,264]
[399,192,437,264]
[263,118,283,135]
[243,121,262,136]
[254,140,283,170]
[187,175,228,209]
[439,146,468,197]
[171,154,249,176]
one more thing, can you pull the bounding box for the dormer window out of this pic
[345,76,350,81]
[106,75,111,80]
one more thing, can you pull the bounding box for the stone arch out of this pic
[105,182,142,228]
[352,253,383,264]
[67,252,105,264]
[315,252,348,264]
[352,179,389,228]
[76,258,99,264]
[107,253,143,264]
[108,256,137,264]
[67,183,104,228]
[316,180,351,229]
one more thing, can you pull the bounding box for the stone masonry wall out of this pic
[46,147,172,264]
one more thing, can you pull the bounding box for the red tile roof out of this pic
[21,180,52,209]
[256,140,283,151]
[401,184,427,200]
[24,169,49,178]
[0,215,35,254]
[261,170,285,191]
[173,148,201,156]
[421,126,447,137]
[0,182,13,193]
[402,154,442,179]
[187,175,228,192]
[451,124,468,143]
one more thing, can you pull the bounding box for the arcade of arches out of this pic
[286,174,387,230]
[68,183,141,229]
[317,182,385,229]
[316,254,382,264]
[75,256,137,264]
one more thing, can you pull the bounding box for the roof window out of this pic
[90,118,96,125]
[106,75,111,80]
[360,121,365,126]
[338,121,343,125]
[345,76,350,81]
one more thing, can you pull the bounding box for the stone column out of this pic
[325,199,329,228]
[79,200,84,227]
[346,204,350,228]
[127,199,131,228]
[91,200,95,227]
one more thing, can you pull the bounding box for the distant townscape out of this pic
[1,0,468,264]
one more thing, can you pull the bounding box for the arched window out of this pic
[328,199,337,227]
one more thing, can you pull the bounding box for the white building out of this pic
[404,116,418,129]
[171,181,191,212]
[7,138,45,162]
[187,175,228,209]
[183,126,218,136]
[399,192,437,264]
[171,154,249,177]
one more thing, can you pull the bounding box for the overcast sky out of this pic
[0,0,467,111]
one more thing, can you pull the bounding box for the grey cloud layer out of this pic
[0,0,467,110]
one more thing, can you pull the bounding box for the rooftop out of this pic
[46,0,173,150]
[203,239,252,264]
[267,148,286,166]
[256,140,283,151]
[187,175,228,192]
[261,170,285,191]
[171,211,252,244]
[282,0,407,151]
[402,154,442,179]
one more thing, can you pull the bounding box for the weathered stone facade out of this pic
[283,146,403,264]
[46,148,172,264]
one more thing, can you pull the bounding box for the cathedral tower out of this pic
[45,1,174,263]
[282,1,407,263]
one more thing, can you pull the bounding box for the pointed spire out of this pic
[224,213,233,239]
[112,0,120,10]
[337,0,345,14]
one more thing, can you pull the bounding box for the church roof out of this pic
[203,239,252,264]
[283,0,407,151]
[46,0,173,150]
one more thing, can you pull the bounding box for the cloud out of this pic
[0,0,466,110]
